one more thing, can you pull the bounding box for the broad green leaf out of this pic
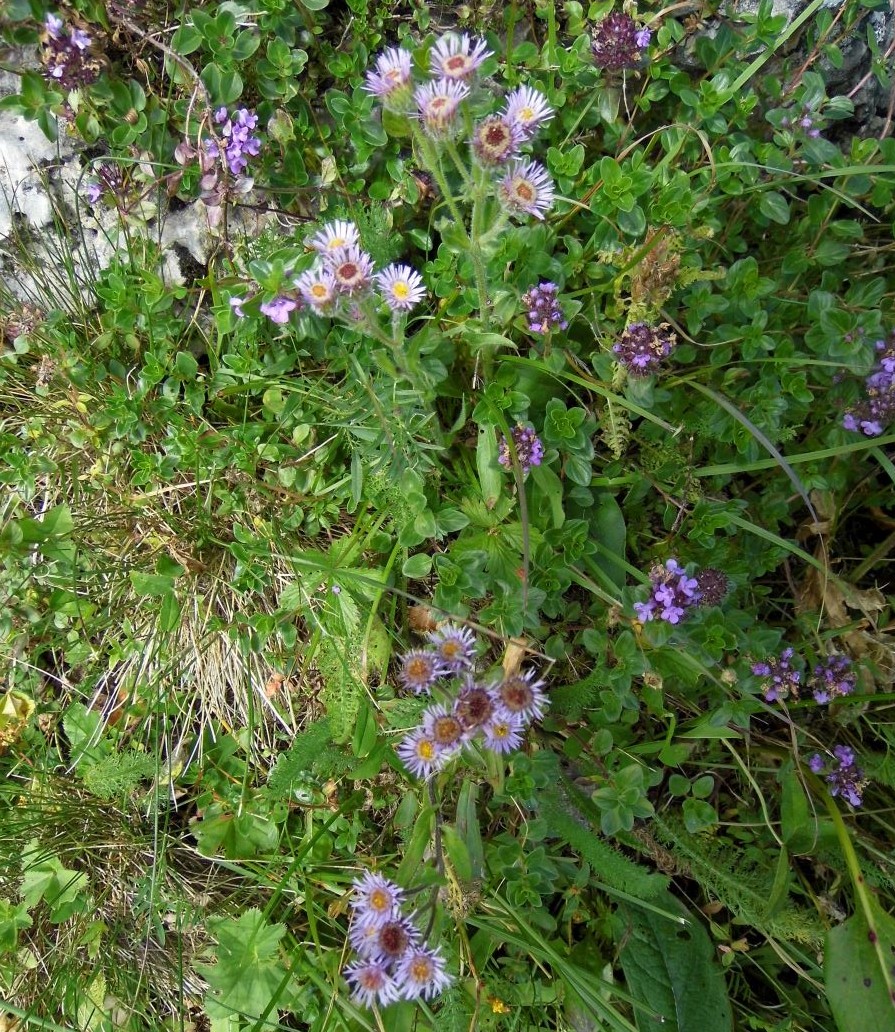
[826,901,895,1032]
[20,841,89,923]
[476,426,502,509]
[758,191,790,224]
[590,492,626,589]
[442,825,472,884]
[618,891,734,1032]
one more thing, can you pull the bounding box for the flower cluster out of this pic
[634,558,702,625]
[613,322,677,376]
[395,624,548,778]
[752,648,802,703]
[205,107,262,177]
[2,302,44,346]
[695,568,729,606]
[41,13,100,89]
[85,162,125,206]
[780,105,823,140]
[498,425,545,475]
[810,746,866,808]
[343,871,452,1007]
[590,12,651,71]
[230,218,426,325]
[842,334,895,437]
[365,36,557,222]
[523,283,568,334]
[811,654,857,704]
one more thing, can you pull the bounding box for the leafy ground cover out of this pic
[1,0,894,1029]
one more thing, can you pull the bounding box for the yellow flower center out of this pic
[493,722,510,739]
[326,237,345,250]
[411,958,433,980]
[418,739,435,760]
[369,888,389,911]
[393,282,410,300]
[311,284,328,298]
[520,106,535,121]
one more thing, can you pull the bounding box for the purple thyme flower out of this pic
[414,78,470,135]
[810,746,866,807]
[85,181,102,205]
[364,47,414,104]
[430,33,492,80]
[842,334,895,436]
[811,654,856,704]
[498,160,555,220]
[591,12,651,70]
[634,558,702,625]
[394,945,453,1000]
[471,115,524,167]
[375,264,427,313]
[613,322,676,375]
[343,958,401,1008]
[752,647,801,703]
[41,13,100,88]
[229,295,248,318]
[207,107,262,176]
[523,282,567,334]
[259,297,298,324]
[502,85,554,140]
[427,623,476,672]
[635,27,652,48]
[498,424,545,474]
[397,649,444,694]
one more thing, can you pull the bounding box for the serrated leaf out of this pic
[618,891,734,1032]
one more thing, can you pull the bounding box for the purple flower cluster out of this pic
[811,654,857,704]
[365,37,556,221]
[498,425,545,475]
[809,746,865,808]
[85,162,125,206]
[206,107,262,176]
[752,648,802,703]
[229,218,427,325]
[634,558,702,625]
[42,13,100,89]
[780,106,823,140]
[343,871,452,1007]
[590,12,651,71]
[613,323,677,376]
[842,335,895,437]
[523,283,568,334]
[395,625,548,778]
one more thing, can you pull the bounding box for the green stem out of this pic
[414,129,470,242]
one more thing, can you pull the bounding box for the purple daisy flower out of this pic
[421,703,468,754]
[414,78,470,135]
[327,244,375,295]
[308,219,360,257]
[453,680,498,731]
[498,160,555,220]
[493,669,548,724]
[502,85,555,140]
[482,712,526,754]
[344,958,401,1008]
[471,115,524,167]
[393,944,453,1000]
[364,47,414,103]
[295,268,338,312]
[427,623,476,672]
[396,726,442,778]
[350,872,405,928]
[375,264,426,313]
[366,917,420,964]
[397,650,444,694]
[430,33,492,80]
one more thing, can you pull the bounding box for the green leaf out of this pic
[619,891,734,1032]
[476,426,502,509]
[826,901,895,1032]
[442,825,473,884]
[590,492,626,589]
[0,897,31,952]
[20,841,89,923]
[758,191,790,224]
[199,909,292,1021]
[402,553,433,579]
[192,804,279,859]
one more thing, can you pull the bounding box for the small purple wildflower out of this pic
[85,181,102,205]
[502,85,554,140]
[351,872,405,928]
[309,219,360,256]
[427,623,476,672]
[454,681,497,731]
[295,268,338,312]
[498,425,545,474]
[811,746,866,808]
[229,296,248,318]
[430,33,492,80]
[752,647,801,703]
[396,726,443,778]
[523,282,567,334]
[41,13,99,88]
[591,12,651,70]
[811,654,856,704]
[493,669,549,724]
[634,558,702,625]
[842,334,895,437]
[482,712,526,754]
[343,958,401,1008]
[327,244,375,294]
[364,47,414,105]
[613,322,676,375]
[414,78,470,136]
[207,107,262,176]
[375,264,427,313]
[498,160,556,220]
[398,650,444,694]
[421,703,468,754]
[366,917,421,964]
[259,297,298,324]
[394,945,453,1000]
[471,115,524,167]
